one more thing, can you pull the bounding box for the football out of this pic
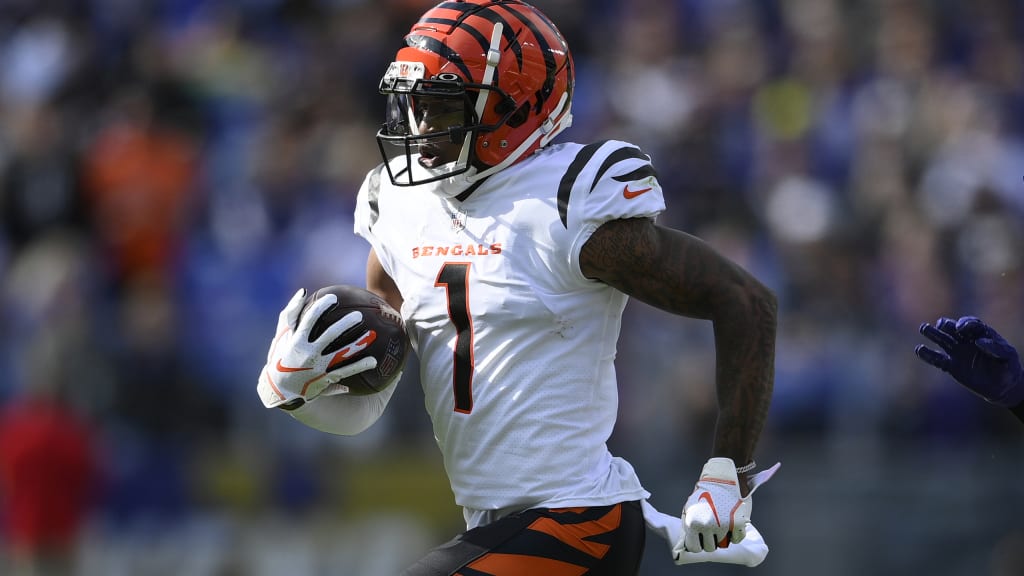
[300,284,409,395]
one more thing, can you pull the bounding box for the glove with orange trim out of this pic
[257,288,378,409]
[678,458,780,555]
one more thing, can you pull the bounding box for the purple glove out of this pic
[916,316,1024,408]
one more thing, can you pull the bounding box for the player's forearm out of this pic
[642,224,776,466]
[709,284,776,468]
[579,219,777,462]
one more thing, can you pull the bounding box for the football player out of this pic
[257,0,779,572]
[916,316,1024,423]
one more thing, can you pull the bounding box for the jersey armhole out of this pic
[567,222,603,287]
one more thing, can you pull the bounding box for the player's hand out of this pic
[916,316,1024,408]
[673,522,770,567]
[257,289,378,409]
[679,458,780,553]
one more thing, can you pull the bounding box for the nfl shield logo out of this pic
[450,208,467,232]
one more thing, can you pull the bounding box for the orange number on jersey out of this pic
[436,262,474,413]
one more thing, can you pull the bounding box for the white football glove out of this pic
[674,521,769,566]
[678,458,780,554]
[257,288,378,409]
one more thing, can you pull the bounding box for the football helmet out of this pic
[376,0,574,192]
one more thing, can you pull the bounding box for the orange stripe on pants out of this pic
[526,504,622,559]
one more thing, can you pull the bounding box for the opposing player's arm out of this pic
[580,217,776,495]
[367,248,403,312]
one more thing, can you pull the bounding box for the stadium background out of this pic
[0,0,1022,574]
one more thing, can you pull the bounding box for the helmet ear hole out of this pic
[506,102,530,128]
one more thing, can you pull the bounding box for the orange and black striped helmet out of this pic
[376,0,574,189]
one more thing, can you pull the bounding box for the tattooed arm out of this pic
[580,218,776,496]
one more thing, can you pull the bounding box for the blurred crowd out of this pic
[0,0,1022,574]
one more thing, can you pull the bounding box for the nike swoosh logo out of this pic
[697,491,732,549]
[276,359,312,373]
[623,184,652,199]
[698,492,721,526]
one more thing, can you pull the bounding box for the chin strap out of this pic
[413,91,572,192]
[468,92,573,183]
[539,91,573,147]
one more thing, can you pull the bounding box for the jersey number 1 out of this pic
[436,263,474,413]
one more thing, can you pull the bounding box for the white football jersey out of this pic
[354,140,666,527]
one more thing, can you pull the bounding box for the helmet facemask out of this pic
[376,61,517,189]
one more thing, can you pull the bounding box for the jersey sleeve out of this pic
[353,164,395,278]
[561,140,667,284]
